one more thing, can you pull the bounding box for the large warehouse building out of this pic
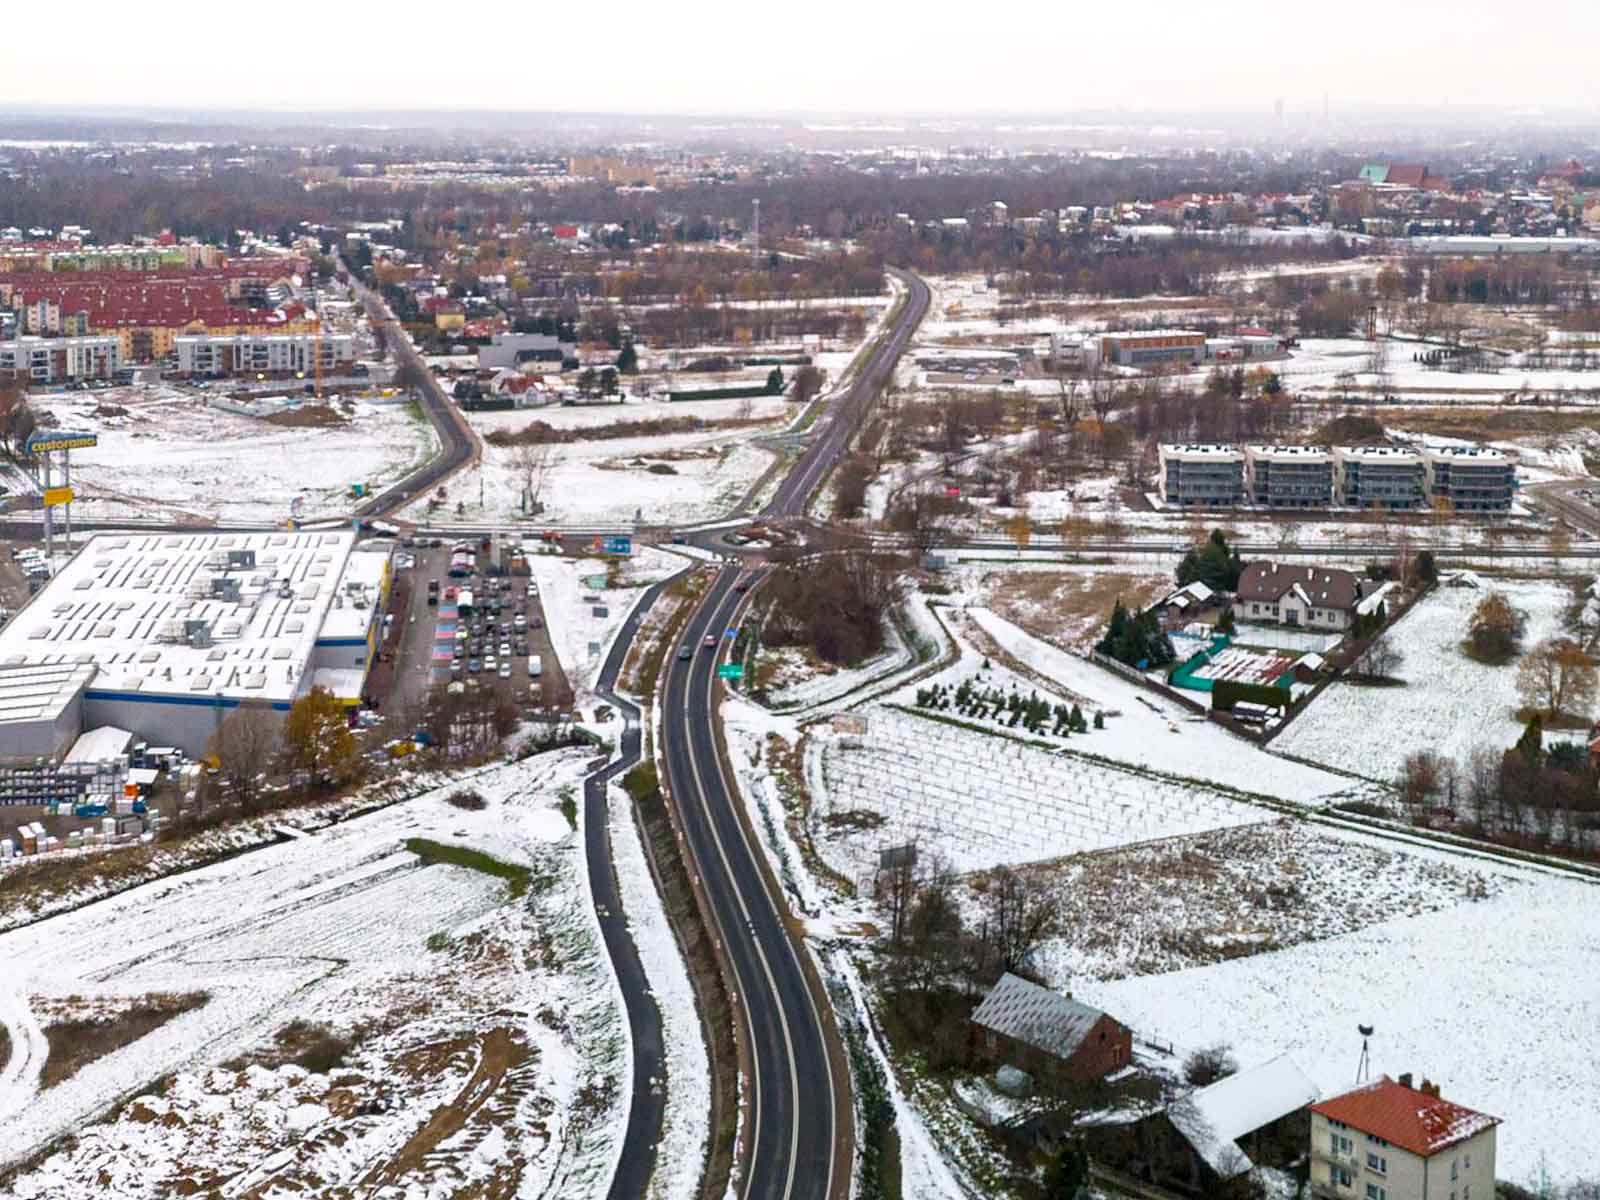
[0,530,390,758]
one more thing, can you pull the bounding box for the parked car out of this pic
[498,661,512,680]
[484,655,498,672]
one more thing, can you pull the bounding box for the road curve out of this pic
[651,268,931,1200]
[337,262,480,522]
[659,567,842,1200]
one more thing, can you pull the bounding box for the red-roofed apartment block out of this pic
[1311,1074,1500,1200]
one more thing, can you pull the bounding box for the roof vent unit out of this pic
[210,576,242,603]
[184,618,213,649]
[227,549,257,569]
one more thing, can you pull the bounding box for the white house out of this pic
[1310,1075,1499,1200]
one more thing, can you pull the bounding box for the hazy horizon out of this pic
[7,0,1600,119]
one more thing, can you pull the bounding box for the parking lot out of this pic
[372,537,576,734]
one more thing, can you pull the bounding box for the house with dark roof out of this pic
[1132,1055,1321,1193]
[969,973,1131,1088]
[1310,1074,1499,1200]
[1236,562,1362,631]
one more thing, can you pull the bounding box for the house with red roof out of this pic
[1310,1074,1499,1200]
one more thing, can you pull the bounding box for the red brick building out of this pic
[970,973,1132,1088]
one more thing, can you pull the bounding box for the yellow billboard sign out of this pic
[26,432,98,454]
[42,486,74,507]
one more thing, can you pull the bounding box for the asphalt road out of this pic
[659,566,843,1200]
[584,570,687,1200]
[338,262,480,522]
[765,268,931,519]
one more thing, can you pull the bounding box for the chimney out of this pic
[1398,1072,1414,1089]
[1422,1079,1440,1098]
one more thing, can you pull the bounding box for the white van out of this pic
[528,654,543,678]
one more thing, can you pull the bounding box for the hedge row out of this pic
[1213,678,1292,711]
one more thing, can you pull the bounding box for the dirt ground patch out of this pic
[363,1027,531,1191]
[979,568,1169,651]
[39,992,207,1090]
[1385,407,1600,441]
[263,403,349,429]
[0,1022,10,1074]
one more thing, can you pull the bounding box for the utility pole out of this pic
[751,198,760,268]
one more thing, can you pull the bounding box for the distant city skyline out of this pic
[6,1,1600,118]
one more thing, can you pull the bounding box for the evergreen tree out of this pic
[766,366,785,394]
[1044,1143,1090,1199]
[616,342,638,374]
[1513,714,1544,763]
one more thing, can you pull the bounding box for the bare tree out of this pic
[979,866,1061,979]
[510,442,556,515]
[1351,633,1403,681]
[207,700,281,814]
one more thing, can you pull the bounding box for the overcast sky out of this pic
[7,0,1599,117]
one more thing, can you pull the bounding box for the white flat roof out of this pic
[0,661,96,726]
[1428,444,1510,463]
[1336,445,1423,463]
[0,530,359,706]
[1246,444,1331,460]
[1160,443,1243,461]
[317,546,390,643]
[64,724,134,763]
[1104,328,1205,340]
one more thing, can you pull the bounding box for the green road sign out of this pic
[716,663,744,680]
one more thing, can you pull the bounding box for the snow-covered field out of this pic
[1078,868,1600,1189]
[606,782,707,1200]
[0,752,628,1199]
[1274,577,1575,780]
[525,546,687,702]
[412,425,778,528]
[34,389,436,524]
[813,707,1273,877]
[1281,336,1600,400]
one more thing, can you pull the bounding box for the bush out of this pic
[1183,1042,1238,1086]
[445,789,487,811]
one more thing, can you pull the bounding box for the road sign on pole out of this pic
[716,663,744,680]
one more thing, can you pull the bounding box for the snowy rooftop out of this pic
[1336,444,1423,464]
[1103,328,1205,341]
[0,530,362,705]
[1169,1055,1321,1178]
[1312,1075,1500,1158]
[63,724,134,764]
[1246,444,1331,461]
[317,548,390,643]
[0,661,98,729]
[1426,444,1510,464]
[1160,443,1243,461]
[970,973,1113,1060]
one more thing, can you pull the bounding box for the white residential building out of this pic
[1158,444,1246,506]
[1245,445,1335,508]
[1311,1075,1499,1200]
[0,335,122,382]
[173,332,355,377]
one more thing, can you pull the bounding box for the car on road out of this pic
[678,645,693,661]
[734,579,750,593]
[703,634,717,650]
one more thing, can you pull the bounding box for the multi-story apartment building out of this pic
[1311,1075,1498,1200]
[1424,446,1515,512]
[172,333,354,377]
[1334,445,1428,509]
[1158,444,1246,507]
[1245,445,1335,508]
[0,335,122,382]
